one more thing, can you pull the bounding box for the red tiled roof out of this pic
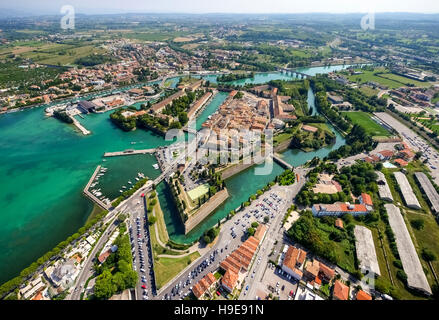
[319,263,335,281]
[361,193,373,206]
[222,269,239,291]
[192,273,217,299]
[394,158,409,167]
[335,219,344,229]
[333,280,349,300]
[356,290,372,300]
[283,246,307,272]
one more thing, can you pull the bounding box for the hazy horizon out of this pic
[2,0,439,16]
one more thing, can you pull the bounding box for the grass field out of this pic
[342,111,391,137]
[347,68,431,89]
[154,252,201,289]
[359,86,379,97]
[187,184,209,202]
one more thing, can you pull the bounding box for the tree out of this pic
[422,248,437,262]
[264,216,270,223]
[410,219,424,230]
[94,270,116,300]
[148,216,157,225]
[247,227,255,236]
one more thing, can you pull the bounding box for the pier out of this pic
[83,165,111,210]
[103,148,156,157]
[70,116,91,135]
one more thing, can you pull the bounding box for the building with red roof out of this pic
[221,269,239,293]
[335,218,344,230]
[192,273,217,299]
[312,202,370,217]
[318,263,335,283]
[359,193,373,210]
[394,158,409,167]
[333,280,349,300]
[356,290,372,300]
[281,246,307,281]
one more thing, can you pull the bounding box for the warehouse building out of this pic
[354,226,381,276]
[414,172,439,214]
[385,204,431,296]
[376,171,394,202]
[393,172,421,210]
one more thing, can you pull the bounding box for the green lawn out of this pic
[347,68,431,89]
[154,252,201,289]
[342,111,391,137]
[359,86,379,97]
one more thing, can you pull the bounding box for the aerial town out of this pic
[1,2,439,312]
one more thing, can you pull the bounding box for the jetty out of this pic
[70,116,91,135]
[83,165,111,210]
[103,148,156,157]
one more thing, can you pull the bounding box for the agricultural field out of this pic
[1,41,108,66]
[342,111,392,137]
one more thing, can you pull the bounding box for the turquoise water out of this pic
[0,65,352,284]
[0,110,170,284]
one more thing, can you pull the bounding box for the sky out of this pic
[3,0,439,15]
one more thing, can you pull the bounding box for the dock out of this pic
[103,149,156,157]
[83,165,111,210]
[70,116,91,135]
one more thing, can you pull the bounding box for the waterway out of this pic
[0,65,351,284]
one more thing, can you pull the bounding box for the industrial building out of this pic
[376,171,394,202]
[354,226,381,276]
[414,172,439,214]
[393,172,421,210]
[385,204,431,296]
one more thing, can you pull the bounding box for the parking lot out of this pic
[128,198,156,300]
[230,192,285,239]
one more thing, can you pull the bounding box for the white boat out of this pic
[153,164,159,170]
[120,190,123,193]
[122,186,127,189]
[135,177,139,181]
[128,181,132,184]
